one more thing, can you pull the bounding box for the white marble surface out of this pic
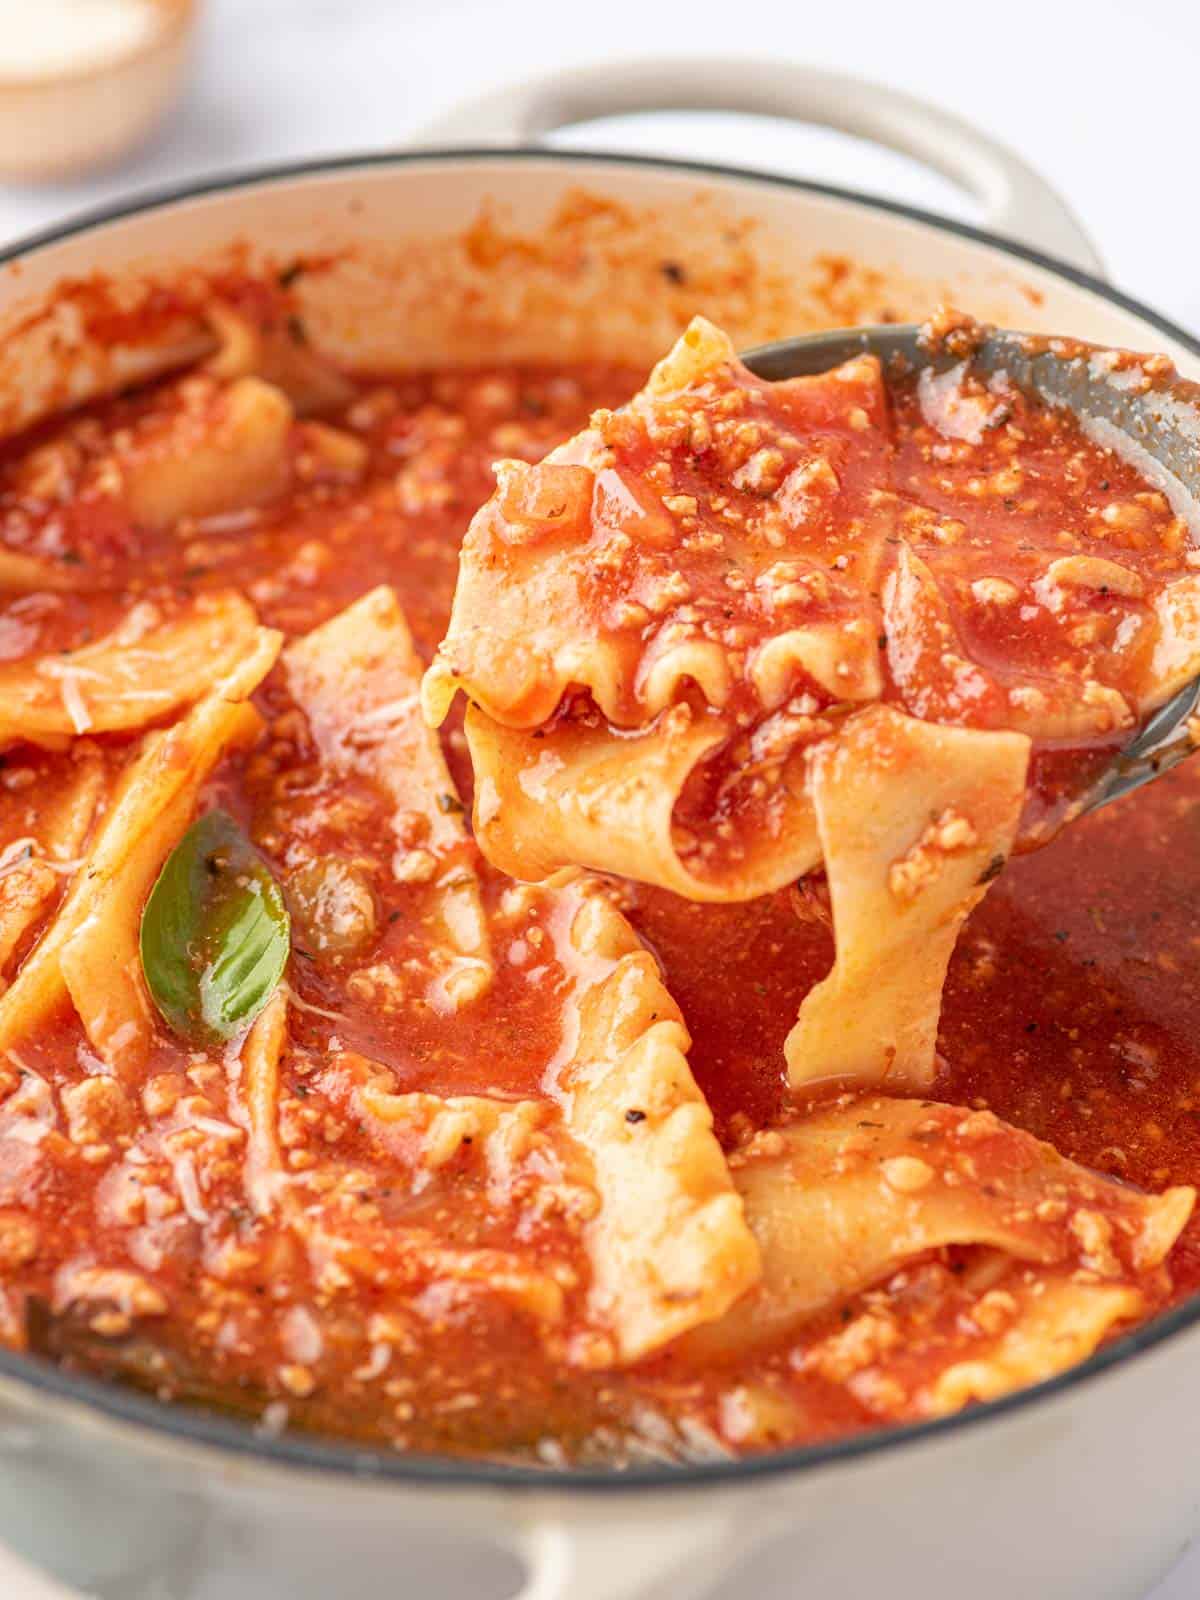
[4,1,1200,1595]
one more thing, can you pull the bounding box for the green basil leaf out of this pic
[140,810,290,1047]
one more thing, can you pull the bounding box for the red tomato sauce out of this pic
[0,349,1197,1465]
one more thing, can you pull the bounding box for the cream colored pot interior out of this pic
[0,155,1195,448]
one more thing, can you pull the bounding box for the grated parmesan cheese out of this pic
[255,1402,290,1439]
[0,842,85,881]
[282,984,348,1024]
[0,0,162,79]
[55,668,92,734]
[171,1150,210,1225]
[352,1342,393,1382]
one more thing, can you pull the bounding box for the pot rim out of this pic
[3,142,1199,1496]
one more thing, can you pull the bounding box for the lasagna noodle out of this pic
[279,884,763,1364]
[466,703,822,901]
[351,1075,570,1204]
[321,1048,593,1213]
[920,1278,1145,1417]
[0,752,105,983]
[428,317,1200,936]
[117,375,293,531]
[0,592,261,750]
[0,629,280,1076]
[700,1096,1193,1357]
[241,988,290,1218]
[469,695,1027,1096]
[883,543,1135,741]
[241,1009,583,1331]
[0,549,88,593]
[1024,558,1200,720]
[204,301,357,416]
[1146,573,1200,707]
[422,316,890,736]
[548,880,761,1362]
[284,586,492,1009]
[785,705,1030,1091]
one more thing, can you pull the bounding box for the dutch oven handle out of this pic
[416,57,1103,277]
[0,1505,759,1600]
[510,1505,755,1600]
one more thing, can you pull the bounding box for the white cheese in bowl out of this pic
[0,0,163,79]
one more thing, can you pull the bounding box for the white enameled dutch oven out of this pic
[1,58,1199,1600]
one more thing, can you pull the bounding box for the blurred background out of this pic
[1,0,1197,329]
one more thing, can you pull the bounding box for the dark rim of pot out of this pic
[0,144,1198,1495]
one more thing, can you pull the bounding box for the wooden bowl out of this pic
[0,0,197,182]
